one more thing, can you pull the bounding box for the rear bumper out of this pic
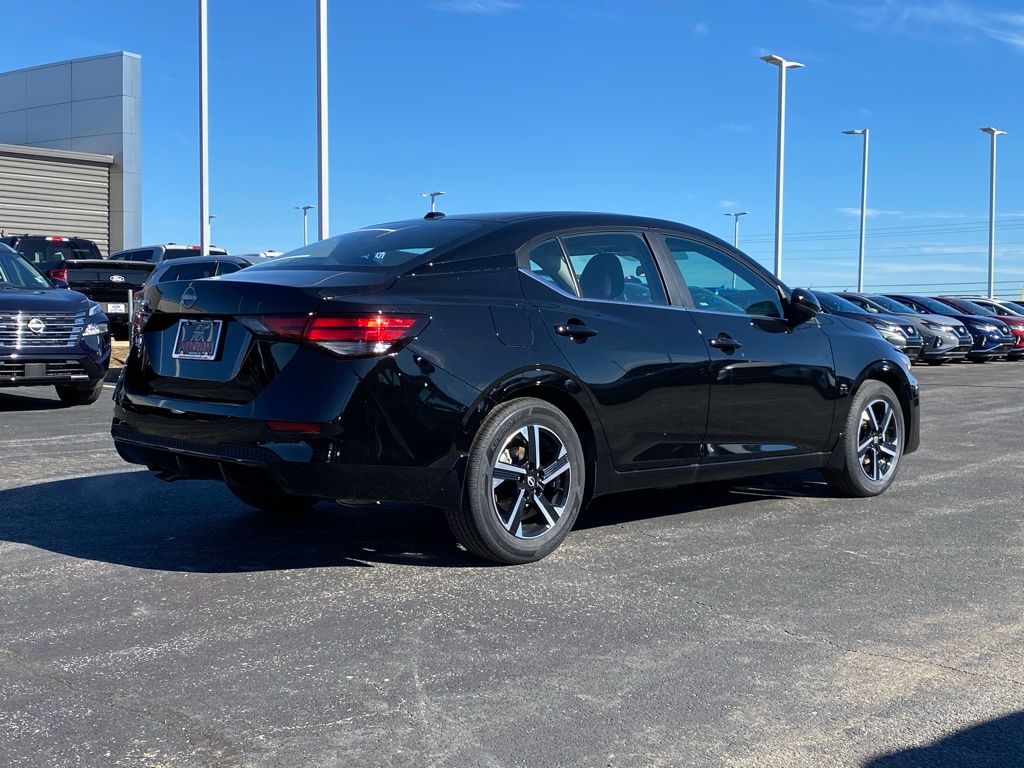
[111,419,463,505]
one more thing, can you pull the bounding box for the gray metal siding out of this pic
[0,153,110,255]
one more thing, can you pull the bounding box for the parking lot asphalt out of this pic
[1,364,1022,768]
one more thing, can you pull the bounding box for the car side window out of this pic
[217,262,242,275]
[662,236,782,318]
[526,239,577,295]
[559,232,667,305]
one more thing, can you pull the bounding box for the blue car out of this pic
[886,293,1016,363]
[0,243,111,404]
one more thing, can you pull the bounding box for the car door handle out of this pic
[708,334,742,351]
[555,322,598,340]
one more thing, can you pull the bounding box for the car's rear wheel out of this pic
[447,398,585,564]
[55,378,104,406]
[226,482,317,514]
[824,380,905,497]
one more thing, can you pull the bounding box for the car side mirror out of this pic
[786,288,821,322]
[50,278,69,289]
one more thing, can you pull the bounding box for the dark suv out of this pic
[0,244,110,405]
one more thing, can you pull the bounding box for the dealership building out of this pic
[0,52,141,256]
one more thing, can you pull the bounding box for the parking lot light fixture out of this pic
[843,128,869,291]
[761,54,804,280]
[295,205,315,246]
[981,127,1006,299]
[723,211,749,249]
[316,0,329,241]
[198,0,210,257]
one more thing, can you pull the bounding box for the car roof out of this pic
[374,210,716,232]
[153,254,249,268]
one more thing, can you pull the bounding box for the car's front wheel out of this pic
[824,380,905,497]
[447,398,586,564]
[55,378,104,406]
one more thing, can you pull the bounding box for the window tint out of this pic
[110,249,158,263]
[812,291,866,314]
[663,236,782,318]
[526,239,576,295]
[159,262,220,283]
[249,220,494,271]
[69,239,100,259]
[560,232,666,305]
[217,262,242,275]
[0,247,51,289]
[12,238,70,264]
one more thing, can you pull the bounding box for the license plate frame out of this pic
[106,302,127,314]
[171,319,223,361]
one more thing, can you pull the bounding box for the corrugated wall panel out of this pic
[0,154,110,256]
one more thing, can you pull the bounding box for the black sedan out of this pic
[112,213,920,563]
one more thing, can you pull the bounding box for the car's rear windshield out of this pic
[248,220,494,271]
[0,247,51,289]
[2,237,98,263]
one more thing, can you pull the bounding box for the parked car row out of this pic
[807,290,1022,364]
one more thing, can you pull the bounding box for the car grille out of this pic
[0,359,88,380]
[0,311,85,349]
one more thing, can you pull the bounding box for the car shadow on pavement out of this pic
[577,469,838,530]
[0,391,69,412]
[863,711,1024,767]
[0,469,837,573]
[0,471,484,572]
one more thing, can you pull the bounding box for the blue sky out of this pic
[5,0,1024,296]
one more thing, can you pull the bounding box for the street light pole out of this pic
[981,127,1005,299]
[295,205,315,246]
[198,0,210,257]
[761,54,804,280]
[723,211,749,249]
[843,128,869,291]
[316,0,329,240]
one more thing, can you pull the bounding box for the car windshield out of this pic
[812,291,864,314]
[1001,301,1024,314]
[866,295,913,314]
[0,247,52,289]
[248,220,495,271]
[900,295,958,315]
[948,298,995,316]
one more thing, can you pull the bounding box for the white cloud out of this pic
[693,21,710,36]
[814,1,1024,52]
[432,0,522,13]
[836,207,903,217]
[720,200,739,209]
[871,261,987,273]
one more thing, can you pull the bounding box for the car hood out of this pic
[0,287,92,313]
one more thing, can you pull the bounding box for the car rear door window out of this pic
[559,232,667,306]
[662,236,782,318]
[526,239,578,295]
[217,262,242,275]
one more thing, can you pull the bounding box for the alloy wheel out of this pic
[856,398,901,482]
[491,424,572,539]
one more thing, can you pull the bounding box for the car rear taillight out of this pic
[48,267,69,282]
[239,313,427,357]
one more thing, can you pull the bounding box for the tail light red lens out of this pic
[48,267,69,282]
[240,313,426,357]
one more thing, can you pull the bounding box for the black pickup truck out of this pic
[0,235,152,336]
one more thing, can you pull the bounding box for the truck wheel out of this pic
[823,381,905,497]
[446,398,585,564]
[226,482,317,514]
[55,379,104,406]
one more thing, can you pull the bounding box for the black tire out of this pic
[55,378,104,406]
[823,380,905,497]
[226,482,317,514]
[446,398,586,564]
